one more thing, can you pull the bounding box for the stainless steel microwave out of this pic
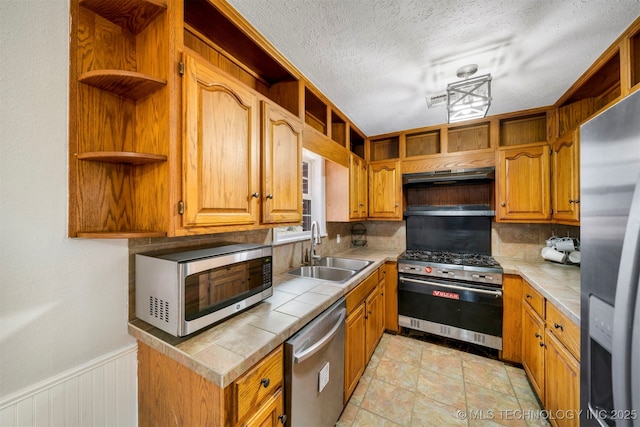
[135,242,272,337]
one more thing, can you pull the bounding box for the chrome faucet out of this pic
[310,221,322,265]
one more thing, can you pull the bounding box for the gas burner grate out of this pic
[401,250,500,269]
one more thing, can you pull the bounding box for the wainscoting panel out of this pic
[0,344,137,427]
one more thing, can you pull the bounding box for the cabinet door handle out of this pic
[575,199,580,204]
[278,414,287,425]
[535,333,541,338]
[526,294,533,299]
[260,378,270,388]
[553,322,564,331]
[539,342,546,347]
[266,194,273,199]
[252,192,259,198]
[501,202,506,207]
[569,199,574,204]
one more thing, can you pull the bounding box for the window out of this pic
[272,149,326,244]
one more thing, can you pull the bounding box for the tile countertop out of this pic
[495,256,581,326]
[128,247,402,389]
[128,248,581,389]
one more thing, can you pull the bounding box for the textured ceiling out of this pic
[226,0,640,136]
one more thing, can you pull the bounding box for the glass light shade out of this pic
[447,74,492,123]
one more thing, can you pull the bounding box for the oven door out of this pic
[398,274,503,349]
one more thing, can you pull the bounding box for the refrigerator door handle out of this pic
[632,273,640,424]
[612,174,640,426]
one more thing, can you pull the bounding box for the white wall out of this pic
[0,0,135,400]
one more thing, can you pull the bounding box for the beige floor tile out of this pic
[420,347,464,380]
[465,383,526,427]
[349,375,371,407]
[383,337,423,366]
[360,378,416,425]
[463,358,515,396]
[374,357,420,390]
[411,397,468,426]
[352,408,402,427]
[416,368,467,410]
[336,402,358,427]
[338,334,543,427]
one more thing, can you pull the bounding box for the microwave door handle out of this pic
[612,174,640,425]
[293,308,346,364]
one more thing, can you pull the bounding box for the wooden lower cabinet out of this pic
[501,274,523,363]
[522,302,546,400]
[364,281,383,361]
[545,330,580,427]
[244,389,285,427]
[519,279,581,426]
[344,302,366,403]
[383,261,399,333]
[344,268,386,403]
[137,342,285,427]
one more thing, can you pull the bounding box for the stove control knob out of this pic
[425,267,432,273]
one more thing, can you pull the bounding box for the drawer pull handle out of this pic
[526,294,533,299]
[278,414,287,425]
[260,378,270,388]
[535,333,541,338]
[539,342,546,347]
[554,322,564,331]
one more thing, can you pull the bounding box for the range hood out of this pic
[402,166,495,186]
[404,204,495,217]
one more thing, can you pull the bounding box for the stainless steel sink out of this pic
[287,266,355,283]
[287,257,373,283]
[316,256,373,271]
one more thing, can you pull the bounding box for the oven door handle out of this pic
[400,277,503,297]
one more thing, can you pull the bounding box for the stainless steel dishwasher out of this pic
[284,297,346,427]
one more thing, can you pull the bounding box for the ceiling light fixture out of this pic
[446,64,492,123]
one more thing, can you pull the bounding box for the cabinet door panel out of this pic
[183,53,259,227]
[383,262,399,333]
[501,274,522,363]
[368,161,401,219]
[522,303,545,400]
[262,102,302,223]
[349,155,367,219]
[552,130,580,223]
[243,389,284,427]
[344,303,366,404]
[365,287,380,361]
[545,330,579,427]
[497,143,551,221]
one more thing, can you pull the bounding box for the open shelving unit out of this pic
[69,0,171,238]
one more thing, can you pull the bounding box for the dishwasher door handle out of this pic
[294,308,346,364]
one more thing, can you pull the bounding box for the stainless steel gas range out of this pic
[398,205,504,350]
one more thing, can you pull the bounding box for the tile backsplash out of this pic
[491,222,580,260]
[126,221,578,319]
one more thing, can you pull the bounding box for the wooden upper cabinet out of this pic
[496,142,551,222]
[182,52,260,227]
[552,130,580,224]
[261,101,303,224]
[350,154,368,219]
[368,160,402,220]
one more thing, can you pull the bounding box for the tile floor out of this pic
[336,333,550,427]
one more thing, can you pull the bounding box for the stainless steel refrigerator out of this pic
[580,90,640,426]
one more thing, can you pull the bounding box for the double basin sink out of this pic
[288,257,373,284]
